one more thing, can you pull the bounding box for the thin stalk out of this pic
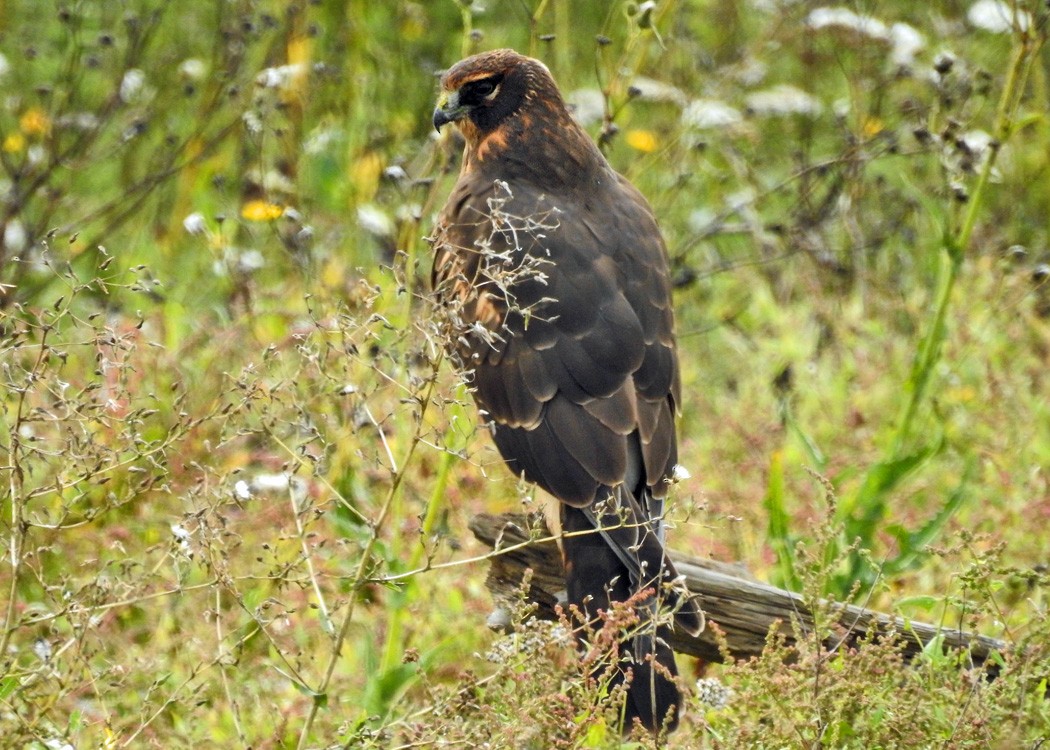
[378,445,458,676]
[891,250,960,457]
[0,324,51,663]
[458,2,474,58]
[296,354,443,749]
[891,29,1043,456]
[528,0,552,58]
[214,586,247,745]
[290,476,333,635]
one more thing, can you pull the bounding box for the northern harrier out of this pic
[430,49,701,733]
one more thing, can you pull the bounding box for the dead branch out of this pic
[469,512,1008,670]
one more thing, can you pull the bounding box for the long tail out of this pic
[560,486,701,733]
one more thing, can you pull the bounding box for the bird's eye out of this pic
[463,75,503,104]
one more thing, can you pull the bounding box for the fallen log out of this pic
[468,512,1007,669]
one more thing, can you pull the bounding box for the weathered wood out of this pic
[469,512,1008,669]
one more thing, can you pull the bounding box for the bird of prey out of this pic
[430,48,702,734]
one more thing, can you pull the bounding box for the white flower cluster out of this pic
[483,618,573,665]
[695,677,734,709]
[967,0,1031,33]
[807,7,926,68]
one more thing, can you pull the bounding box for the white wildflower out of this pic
[682,99,743,129]
[383,165,409,182]
[171,523,193,557]
[566,88,605,127]
[55,112,99,130]
[237,249,265,273]
[357,204,394,237]
[251,473,292,492]
[687,207,718,234]
[967,0,1030,32]
[746,85,823,116]
[734,58,768,87]
[954,129,1003,181]
[807,6,889,39]
[234,480,252,500]
[242,110,263,135]
[889,23,925,67]
[960,129,994,156]
[171,523,191,542]
[119,69,148,103]
[178,58,207,80]
[182,212,207,236]
[3,219,27,253]
[696,677,734,709]
[261,168,296,194]
[484,619,573,664]
[807,9,924,68]
[629,76,687,106]
[256,63,305,89]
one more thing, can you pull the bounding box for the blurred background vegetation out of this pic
[1,0,1049,747]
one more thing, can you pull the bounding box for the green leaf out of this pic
[0,676,18,701]
[846,436,945,545]
[785,410,826,471]
[363,662,419,717]
[763,450,799,590]
[883,461,972,577]
[581,719,608,746]
[894,595,940,612]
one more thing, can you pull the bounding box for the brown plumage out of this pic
[430,49,702,734]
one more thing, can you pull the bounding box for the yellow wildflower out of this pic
[3,133,25,153]
[287,34,311,68]
[19,107,51,137]
[625,129,658,153]
[241,200,284,221]
[351,150,383,201]
[862,117,883,138]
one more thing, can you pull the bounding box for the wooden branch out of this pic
[469,512,1007,670]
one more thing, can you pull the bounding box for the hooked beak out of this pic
[433,90,466,131]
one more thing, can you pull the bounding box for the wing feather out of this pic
[546,396,626,488]
[437,176,680,498]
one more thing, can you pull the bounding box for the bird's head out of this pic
[433,49,559,144]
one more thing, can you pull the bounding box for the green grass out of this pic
[2,0,1050,747]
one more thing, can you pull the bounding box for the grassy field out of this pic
[2,0,1049,747]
